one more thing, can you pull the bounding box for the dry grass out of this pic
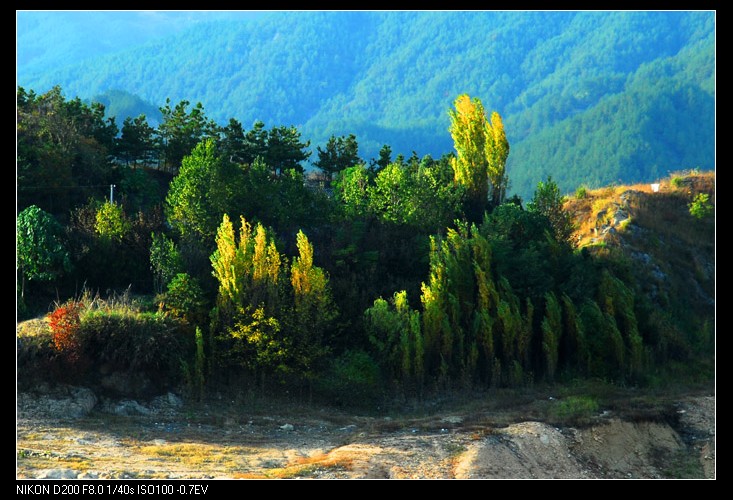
[17,287,152,338]
[135,442,257,471]
[261,452,355,478]
[566,171,715,249]
[16,425,128,477]
[16,318,50,337]
[16,419,267,479]
[231,472,268,479]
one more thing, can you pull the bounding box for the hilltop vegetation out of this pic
[17,86,714,405]
[17,11,715,198]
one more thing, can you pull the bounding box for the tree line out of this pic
[17,86,713,403]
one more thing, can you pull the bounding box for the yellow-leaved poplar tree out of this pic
[211,214,281,314]
[211,213,242,308]
[290,230,336,378]
[449,94,509,220]
[485,111,509,208]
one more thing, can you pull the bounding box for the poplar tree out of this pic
[541,291,562,381]
[449,94,509,221]
[290,230,336,379]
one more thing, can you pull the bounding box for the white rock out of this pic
[37,468,79,479]
[167,392,183,407]
[441,415,463,424]
[114,400,150,416]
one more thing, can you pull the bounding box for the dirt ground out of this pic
[16,386,715,480]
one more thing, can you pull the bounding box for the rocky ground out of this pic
[16,385,715,480]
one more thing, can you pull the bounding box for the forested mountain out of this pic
[16,11,262,76]
[17,10,714,198]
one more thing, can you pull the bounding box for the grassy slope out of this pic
[566,171,715,369]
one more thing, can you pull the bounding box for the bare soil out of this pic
[16,386,714,480]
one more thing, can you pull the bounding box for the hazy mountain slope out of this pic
[16,11,264,77]
[508,31,716,195]
[17,11,715,198]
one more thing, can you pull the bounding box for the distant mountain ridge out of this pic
[17,11,715,198]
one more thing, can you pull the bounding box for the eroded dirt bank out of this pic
[16,387,714,479]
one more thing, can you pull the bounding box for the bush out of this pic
[688,193,713,220]
[78,310,192,393]
[549,395,599,424]
[316,350,383,408]
[95,201,131,242]
[575,185,588,199]
[164,273,207,326]
[670,176,683,188]
[48,300,84,365]
[17,320,58,389]
[19,294,194,395]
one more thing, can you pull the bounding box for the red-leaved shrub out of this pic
[48,301,84,364]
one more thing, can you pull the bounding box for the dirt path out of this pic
[16,387,715,479]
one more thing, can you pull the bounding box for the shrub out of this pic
[183,326,207,401]
[78,310,192,391]
[316,350,383,408]
[95,201,131,242]
[150,232,183,294]
[688,193,713,220]
[17,320,57,389]
[549,395,599,424]
[48,300,84,364]
[164,273,207,326]
[20,294,194,394]
[670,176,683,188]
[575,185,588,199]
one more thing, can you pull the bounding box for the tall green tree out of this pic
[223,120,311,175]
[527,176,575,245]
[211,214,284,376]
[211,215,337,381]
[541,291,562,381]
[265,125,311,175]
[598,270,643,379]
[333,164,372,217]
[165,138,235,242]
[241,120,268,164]
[17,86,115,214]
[150,232,183,294]
[373,144,392,171]
[219,118,247,164]
[449,94,509,221]
[369,163,415,224]
[314,134,361,182]
[365,290,423,388]
[211,214,282,317]
[289,230,337,379]
[116,114,156,166]
[560,293,588,375]
[17,205,71,298]
[157,99,218,171]
[409,155,465,232]
[485,111,510,208]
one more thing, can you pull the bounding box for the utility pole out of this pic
[110,184,116,203]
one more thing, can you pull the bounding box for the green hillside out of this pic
[17,83,714,405]
[17,11,714,198]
